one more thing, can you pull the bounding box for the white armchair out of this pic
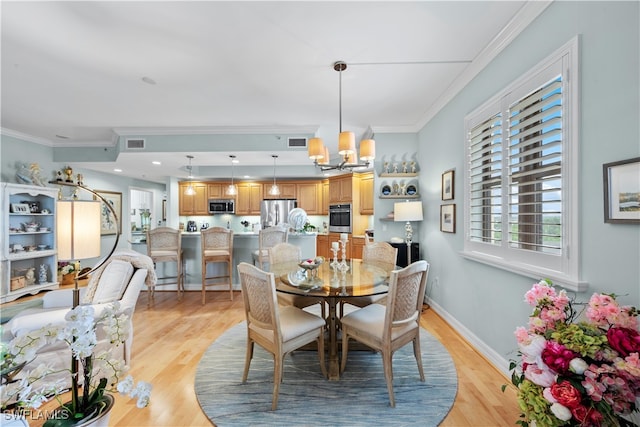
[1,250,155,384]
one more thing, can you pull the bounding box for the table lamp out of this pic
[394,201,423,265]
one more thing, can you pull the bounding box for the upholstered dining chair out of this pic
[146,226,184,306]
[340,241,398,316]
[268,242,325,318]
[201,227,234,304]
[340,260,429,407]
[252,226,288,270]
[237,262,327,410]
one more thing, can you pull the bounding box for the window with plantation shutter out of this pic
[463,37,585,292]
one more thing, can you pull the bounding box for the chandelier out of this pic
[308,61,375,172]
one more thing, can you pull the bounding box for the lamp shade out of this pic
[308,137,325,160]
[319,146,331,165]
[338,131,356,155]
[359,139,376,161]
[394,201,424,222]
[56,200,101,261]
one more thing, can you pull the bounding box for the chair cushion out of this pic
[204,249,230,257]
[341,304,417,341]
[249,306,324,343]
[92,259,134,303]
[150,249,179,257]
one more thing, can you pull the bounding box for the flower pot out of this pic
[60,272,75,286]
[49,394,114,427]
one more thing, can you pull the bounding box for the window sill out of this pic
[460,250,588,293]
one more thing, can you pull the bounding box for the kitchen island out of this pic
[132,231,317,291]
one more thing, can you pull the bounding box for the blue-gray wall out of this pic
[413,1,640,372]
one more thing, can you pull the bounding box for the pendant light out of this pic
[185,155,196,196]
[226,155,238,196]
[268,154,280,196]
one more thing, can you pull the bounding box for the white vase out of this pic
[51,394,114,427]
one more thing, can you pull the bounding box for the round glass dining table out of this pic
[271,259,395,380]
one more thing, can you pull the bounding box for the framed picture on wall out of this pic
[442,169,455,200]
[440,204,456,233]
[94,190,122,235]
[603,157,640,223]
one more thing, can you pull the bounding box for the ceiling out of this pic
[1,1,546,183]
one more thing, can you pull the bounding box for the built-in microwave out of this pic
[328,203,352,233]
[208,199,235,214]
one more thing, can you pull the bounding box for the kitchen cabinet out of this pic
[208,182,233,199]
[2,183,59,303]
[352,236,365,260]
[359,172,374,215]
[179,182,208,215]
[263,182,296,200]
[329,174,353,203]
[236,183,263,215]
[297,182,321,215]
[316,234,329,259]
[321,180,329,215]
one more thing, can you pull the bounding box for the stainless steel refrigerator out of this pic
[260,199,297,229]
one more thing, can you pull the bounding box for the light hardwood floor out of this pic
[13,290,521,426]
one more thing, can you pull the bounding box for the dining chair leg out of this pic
[382,350,395,408]
[242,340,254,383]
[340,332,349,374]
[201,260,207,305]
[413,336,426,381]
[272,355,283,410]
[228,259,233,301]
[176,258,183,300]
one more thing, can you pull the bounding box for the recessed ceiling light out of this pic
[114,168,123,172]
[141,76,156,85]
[243,175,250,178]
[152,161,161,165]
[232,159,239,164]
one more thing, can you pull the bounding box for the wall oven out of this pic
[208,199,235,214]
[328,203,352,233]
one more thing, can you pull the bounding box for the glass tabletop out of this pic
[272,259,394,298]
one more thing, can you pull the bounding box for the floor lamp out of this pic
[53,182,120,406]
[394,201,423,266]
[52,182,120,307]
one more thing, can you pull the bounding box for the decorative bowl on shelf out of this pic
[381,185,391,196]
[406,184,418,196]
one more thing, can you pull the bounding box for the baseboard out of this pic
[425,297,511,379]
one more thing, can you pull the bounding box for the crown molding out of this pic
[1,128,55,146]
[410,0,553,132]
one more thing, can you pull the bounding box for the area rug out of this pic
[195,322,458,426]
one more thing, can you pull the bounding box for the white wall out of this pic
[411,1,640,374]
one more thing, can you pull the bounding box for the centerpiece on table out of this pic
[1,302,151,426]
[506,279,639,427]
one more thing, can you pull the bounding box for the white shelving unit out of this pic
[1,183,59,303]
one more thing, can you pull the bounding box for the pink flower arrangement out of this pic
[508,279,640,427]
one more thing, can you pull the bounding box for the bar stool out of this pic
[146,227,184,306]
[252,226,288,270]
[201,227,234,304]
